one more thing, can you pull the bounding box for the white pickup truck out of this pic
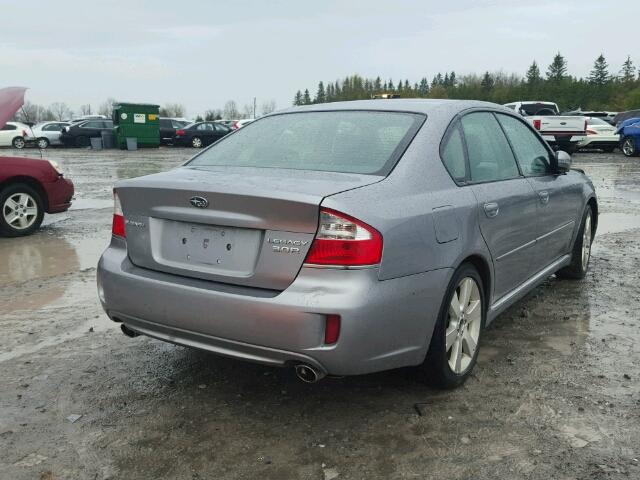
[503,101,586,153]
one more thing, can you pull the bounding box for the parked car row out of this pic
[0,116,257,150]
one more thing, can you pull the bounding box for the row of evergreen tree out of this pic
[293,53,640,111]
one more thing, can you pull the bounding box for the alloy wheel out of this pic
[582,212,592,269]
[192,137,203,148]
[2,193,38,230]
[445,277,482,374]
[13,138,25,149]
[37,138,49,149]
[622,138,634,156]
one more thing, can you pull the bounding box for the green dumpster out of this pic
[112,103,160,148]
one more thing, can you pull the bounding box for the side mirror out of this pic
[555,150,571,173]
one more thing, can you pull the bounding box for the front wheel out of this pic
[557,206,593,279]
[36,137,50,149]
[621,137,639,157]
[0,183,44,237]
[12,137,26,149]
[420,263,485,388]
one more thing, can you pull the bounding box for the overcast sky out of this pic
[2,0,638,117]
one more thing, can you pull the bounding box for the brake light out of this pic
[586,129,598,135]
[112,191,125,238]
[533,119,541,130]
[304,208,383,266]
[232,121,239,129]
[176,129,185,136]
[324,314,341,345]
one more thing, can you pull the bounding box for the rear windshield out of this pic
[520,103,559,116]
[586,117,611,126]
[187,111,425,175]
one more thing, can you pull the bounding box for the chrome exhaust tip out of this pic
[120,324,139,338]
[294,364,324,383]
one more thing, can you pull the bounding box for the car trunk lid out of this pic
[117,166,382,290]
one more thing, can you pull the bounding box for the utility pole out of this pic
[253,97,256,119]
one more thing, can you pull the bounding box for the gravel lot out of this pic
[1,147,639,480]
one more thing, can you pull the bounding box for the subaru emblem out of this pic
[189,196,209,208]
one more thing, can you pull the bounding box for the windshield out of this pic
[586,117,611,126]
[520,103,559,116]
[187,111,424,175]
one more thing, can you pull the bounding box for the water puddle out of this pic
[596,212,640,236]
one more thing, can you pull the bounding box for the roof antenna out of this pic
[20,106,43,159]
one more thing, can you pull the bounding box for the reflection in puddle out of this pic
[0,235,80,286]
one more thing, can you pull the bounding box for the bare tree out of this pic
[159,103,186,118]
[241,103,254,119]
[204,109,223,121]
[79,104,92,115]
[98,97,116,117]
[50,102,72,121]
[261,99,277,115]
[222,100,239,119]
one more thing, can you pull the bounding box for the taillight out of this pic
[112,191,125,238]
[232,121,239,129]
[586,129,598,135]
[304,208,383,266]
[324,314,341,345]
[176,129,185,136]
[532,119,541,130]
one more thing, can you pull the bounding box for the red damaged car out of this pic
[0,87,74,236]
[0,156,74,236]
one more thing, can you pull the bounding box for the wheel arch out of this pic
[458,253,492,308]
[0,176,49,211]
[586,196,598,239]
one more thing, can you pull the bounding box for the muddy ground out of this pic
[1,147,639,480]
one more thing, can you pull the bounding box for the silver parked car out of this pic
[97,100,597,388]
[30,121,70,148]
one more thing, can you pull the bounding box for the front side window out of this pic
[188,111,424,175]
[82,121,100,129]
[461,112,520,183]
[496,114,551,176]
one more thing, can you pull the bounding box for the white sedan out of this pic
[578,117,620,152]
[0,121,32,149]
[30,121,70,148]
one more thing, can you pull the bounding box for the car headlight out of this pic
[48,160,63,175]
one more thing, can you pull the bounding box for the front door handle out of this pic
[483,202,499,218]
[538,190,550,205]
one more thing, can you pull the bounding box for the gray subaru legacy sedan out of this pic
[97,99,597,388]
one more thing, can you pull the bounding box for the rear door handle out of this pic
[538,190,550,204]
[483,202,499,218]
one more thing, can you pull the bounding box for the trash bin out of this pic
[126,137,138,151]
[101,130,116,149]
[90,137,103,150]
[112,102,160,149]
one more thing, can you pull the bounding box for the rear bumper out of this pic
[97,238,451,375]
[577,135,620,148]
[45,176,74,213]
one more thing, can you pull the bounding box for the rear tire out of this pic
[12,137,26,149]
[556,205,593,280]
[191,136,203,148]
[420,263,485,389]
[36,137,50,149]
[0,183,44,237]
[621,137,639,157]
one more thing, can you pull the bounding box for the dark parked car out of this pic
[98,99,598,388]
[613,109,640,127]
[0,155,74,236]
[159,117,190,145]
[60,119,114,147]
[174,121,231,148]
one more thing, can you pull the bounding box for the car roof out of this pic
[276,99,511,127]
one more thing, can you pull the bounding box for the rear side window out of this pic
[188,111,425,175]
[496,114,551,176]
[441,125,466,181]
[2,124,17,131]
[461,112,520,183]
